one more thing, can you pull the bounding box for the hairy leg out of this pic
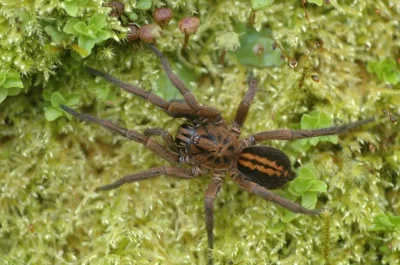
[147,44,221,119]
[61,105,179,163]
[144,127,179,153]
[247,118,374,144]
[233,174,320,215]
[96,166,196,191]
[230,76,257,137]
[204,173,222,265]
[86,67,201,119]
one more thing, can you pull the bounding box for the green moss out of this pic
[1,0,400,264]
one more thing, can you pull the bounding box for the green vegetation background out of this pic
[1,0,399,264]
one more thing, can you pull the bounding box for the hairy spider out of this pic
[61,44,374,265]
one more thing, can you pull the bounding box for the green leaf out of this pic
[308,180,327,192]
[51,92,66,107]
[106,89,117,102]
[308,0,323,6]
[63,18,80,35]
[7,87,21,96]
[300,111,338,145]
[95,30,110,43]
[298,164,317,178]
[64,1,79,16]
[375,214,395,229]
[269,222,285,233]
[367,61,378,76]
[367,58,400,85]
[74,21,89,36]
[251,0,274,11]
[301,113,318,129]
[234,24,283,68]
[384,71,399,85]
[156,63,197,100]
[96,86,110,100]
[78,35,96,53]
[388,214,400,227]
[327,135,338,144]
[65,94,80,106]
[89,13,107,29]
[137,0,152,10]
[282,209,296,223]
[317,111,332,127]
[3,75,23,89]
[292,177,314,194]
[0,73,6,86]
[0,87,7,104]
[301,191,317,209]
[287,138,311,153]
[85,25,100,39]
[309,137,319,146]
[288,176,313,196]
[128,12,138,21]
[42,89,52,101]
[289,164,326,196]
[45,26,73,45]
[45,106,63,121]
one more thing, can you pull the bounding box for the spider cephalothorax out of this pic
[176,123,241,169]
[61,44,374,265]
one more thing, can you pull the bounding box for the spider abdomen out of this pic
[176,124,240,169]
[237,146,296,189]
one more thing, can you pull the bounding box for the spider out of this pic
[61,44,374,265]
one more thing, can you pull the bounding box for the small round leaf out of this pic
[0,87,7,104]
[89,13,107,29]
[301,191,317,209]
[45,106,63,121]
[137,0,152,10]
[51,92,66,107]
[251,0,274,11]
[63,18,80,35]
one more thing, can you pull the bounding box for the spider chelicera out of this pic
[61,44,374,265]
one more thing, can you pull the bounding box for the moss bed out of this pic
[0,1,399,264]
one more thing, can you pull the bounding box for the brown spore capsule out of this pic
[107,1,125,17]
[126,24,139,42]
[178,17,200,51]
[139,24,162,43]
[178,17,200,34]
[153,8,173,26]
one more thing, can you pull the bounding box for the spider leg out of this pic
[204,173,222,265]
[86,67,199,119]
[96,166,196,191]
[233,174,320,215]
[61,105,179,164]
[147,44,221,119]
[230,76,257,137]
[144,127,180,153]
[247,117,375,144]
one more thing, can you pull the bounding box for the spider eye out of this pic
[223,137,229,145]
[227,145,235,152]
[193,135,200,144]
[237,146,296,189]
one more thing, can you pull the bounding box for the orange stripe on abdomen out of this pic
[238,159,288,177]
[240,152,285,172]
